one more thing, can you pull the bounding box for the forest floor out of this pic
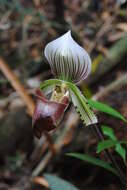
[0,0,127,189]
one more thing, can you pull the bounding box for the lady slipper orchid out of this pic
[33,31,97,138]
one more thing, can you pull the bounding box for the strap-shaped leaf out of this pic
[102,125,117,141]
[115,144,126,162]
[97,140,126,162]
[88,99,127,123]
[97,139,118,153]
[97,126,126,162]
[67,82,97,126]
[67,153,119,177]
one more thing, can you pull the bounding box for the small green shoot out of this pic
[97,126,126,162]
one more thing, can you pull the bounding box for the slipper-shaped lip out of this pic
[32,89,69,138]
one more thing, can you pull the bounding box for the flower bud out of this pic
[44,31,91,84]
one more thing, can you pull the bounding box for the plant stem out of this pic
[90,124,126,185]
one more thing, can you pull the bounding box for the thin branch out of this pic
[93,73,127,100]
[0,58,35,116]
[33,176,49,188]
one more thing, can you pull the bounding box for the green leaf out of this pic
[97,139,118,153]
[88,99,127,123]
[44,174,79,190]
[99,126,126,161]
[67,153,119,177]
[97,140,127,161]
[101,125,117,141]
[115,144,126,162]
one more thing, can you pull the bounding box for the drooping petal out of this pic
[44,31,91,84]
[66,81,97,126]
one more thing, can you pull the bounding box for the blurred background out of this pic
[0,0,127,189]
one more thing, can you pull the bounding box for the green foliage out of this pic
[97,126,126,162]
[67,153,119,177]
[44,174,79,190]
[97,139,118,153]
[88,99,127,123]
[115,143,126,162]
[40,79,127,174]
[102,125,117,140]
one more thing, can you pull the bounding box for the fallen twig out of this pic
[93,73,127,100]
[0,58,35,116]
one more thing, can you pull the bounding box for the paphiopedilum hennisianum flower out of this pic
[32,31,97,138]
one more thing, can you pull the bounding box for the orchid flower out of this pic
[33,31,97,138]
